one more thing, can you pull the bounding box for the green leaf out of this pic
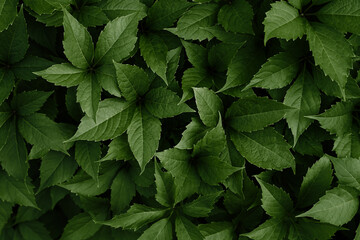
[127,107,161,171]
[242,218,288,240]
[166,3,218,41]
[0,0,18,32]
[62,9,94,69]
[138,218,172,240]
[263,1,306,44]
[218,0,253,34]
[101,134,133,161]
[111,169,136,214]
[193,87,223,127]
[243,51,301,90]
[147,0,194,30]
[230,127,295,171]
[12,55,53,81]
[100,0,147,20]
[67,99,134,142]
[0,118,28,180]
[35,63,86,87]
[99,204,168,230]
[333,128,360,158]
[156,148,201,203]
[94,13,144,66]
[316,0,360,34]
[284,69,321,145]
[297,186,359,226]
[76,74,101,119]
[18,221,51,240]
[75,141,101,184]
[175,215,204,240]
[139,33,168,83]
[297,156,333,208]
[226,97,292,132]
[182,191,222,217]
[288,220,339,240]
[256,177,293,218]
[39,151,77,192]
[60,213,101,240]
[181,68,213,103]
[307,101,353,136]
[181,40,208,69]
[306,22,354,96]
[199,222,233,240]
[0,7,28,64]
[0,170,37,208]
[154,161,174,207]
[23,0,71,15]
[0,200,12,233]
[13,90,53,117]
[95,64,121,97]
[288,0,311,9]
[18,113,69,154]
[330,155,360,191]
[73,6,109,27]
[0,69,14,105]
[145,87,194,119]
[175,117,208,150]
[114,63,150,101]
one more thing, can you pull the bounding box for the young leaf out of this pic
[76,74,101,119]
[243,51,301,90]
[193,87,223,127]
[138,218,172,240]
[62,9,94,69]
[306,22,354,96]
[175,215,204,240]
[111,169,136,214]
[297,156,333,208]
[127,107,161,171]
[297,186,359,226]
[94,13,144,66]
[284,69,321,145]
[154,161,174,207]
[226,97,292,132]
[218,0,253,34]
[264,1,306,44]
[256,177,293,218]
[242,218,288,240]
[230,127,295,171]
[330,155,360,191]
[75,141,101,184]
[144,87,194,119]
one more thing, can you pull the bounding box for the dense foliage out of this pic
[1,0,360,239]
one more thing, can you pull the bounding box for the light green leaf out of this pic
[333,128,360,158]
[307,101,353,136]
[0,118,28,180]
[264,1,306,44]
[67,99,135,142]
[145,87,194,119]
[218,0,253,34]
[0,70,14,105]
[23,0,71,14]
[297,156,333,208]
[35,63,86,87]
[111,169,136,214]
[60,213,101,240]
[99,204,168,230]
[75,141,101,184]
[182,191,222,217]
[288,220,339,240]
[138,218,172,240]
[242,218,288,240]
[139,33,168,83]
[127,107,161,171]
[0,170,37,208]
[230,127,295,171]
[330,155,360,191]
[284,69,321,145]
[18,113,69,154]
[288,0,310,9]
[154,161,175,207]
[316,0,360,34]
[94,13,144,66]
[193,87,223,127]
[13,91,53,116]
[243,51,301,90]
[175,215,204,240]
[114,63,150,101]
[0,7,28,64]
[166,3,218,41]
[306,22,354,96]
[95,64,121,97]
[0,0,18,32]
[175,117,208,150]
[226,97,292,132]
[62,9,94,69]
[256,177,293,218]
[76,74,101,119]
[147,0,194,30]
[297,186,359,226]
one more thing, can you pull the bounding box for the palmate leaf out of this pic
[138,218,172,240]
[306,22,354,96]
[60,213,101,240]
[181,40,208,69]
[0,0,18,32]
[198,222,233,240]
[175,215,204,240]
[175,117,208,150]
[101,134,133,161]
[218,0,253,34]
[73,6,109,28]
[23,0,71,15]
[75,141,100,184]
[297,186,359,226]
[242,218,288,240]
[181,191,222,218]
[76,73,101,119]
[288,219,339,240]
[100,0,147,20]
[333,127,360,158]
[329,155,360,191]
[263,1,306,44]
[12,55,53,81]
[13,90,53,117]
